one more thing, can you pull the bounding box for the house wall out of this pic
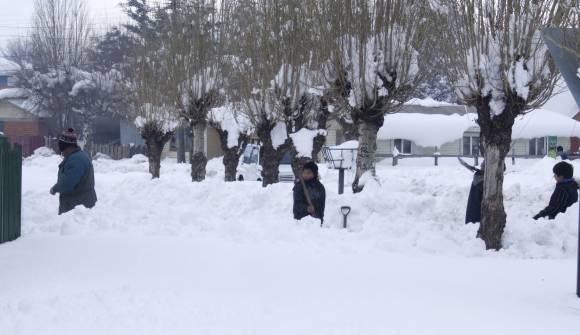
[120,119,145,146]
[0,101,48,155]
[326,129,337,147]
[0,100,38,120]
[511,137,571,156]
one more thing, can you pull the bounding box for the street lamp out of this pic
[341,206,351,229]
[322,144,357,195]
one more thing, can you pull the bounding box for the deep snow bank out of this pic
[21,152,579,258]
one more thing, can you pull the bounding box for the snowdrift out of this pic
[21,152,579,259]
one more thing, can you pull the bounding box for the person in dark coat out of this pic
[462,160,484,224]
[556,146,569,160]
[533,162,578,220]
[293,161,325,222]
[50,128,97,215]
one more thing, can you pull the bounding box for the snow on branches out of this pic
[448,0,577,116]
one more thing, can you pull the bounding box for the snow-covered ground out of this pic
[1,151,579,334]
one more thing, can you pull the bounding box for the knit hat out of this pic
[58,128,78,144]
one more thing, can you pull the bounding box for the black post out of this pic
[338,168,345,195]
[393,156,398,166]
[512,155,516,165]
[434,156,438,166]
[343,215,347,229]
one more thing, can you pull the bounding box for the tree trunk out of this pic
[215,127,247,182]
[191,122,207,182]
[476,102,516,250]
[352,120,381,193]
[145,139,162,179]
[339,117,359,141]
[257,123,286,187]
[176,122,186,164]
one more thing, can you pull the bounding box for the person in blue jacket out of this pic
[50,128,97,214]
[533,161,578,220]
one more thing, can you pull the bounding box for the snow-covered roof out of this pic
[379,108,580,147]
[0,58,20,74]
[379,113,477,147]
[0,88,28,100]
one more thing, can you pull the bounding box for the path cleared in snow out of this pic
[0,152,579,334]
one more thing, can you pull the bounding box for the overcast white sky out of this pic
[0,0,129,49]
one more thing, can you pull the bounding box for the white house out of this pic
[326,97,580,157]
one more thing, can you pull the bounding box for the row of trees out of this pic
[4,0,578,250]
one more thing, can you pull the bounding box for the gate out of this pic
[0,134,22,244]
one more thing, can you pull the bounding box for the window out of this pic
[243,145,260,164]
[529,138,546,156]
[394,139,412,154]
[0,76,8,87]
[280,151,292,164]
[463,136,480,156]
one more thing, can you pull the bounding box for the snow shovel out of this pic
[457,156,481,173]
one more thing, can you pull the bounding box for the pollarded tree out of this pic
[229,0,294,187]
[131,42,177,179]
[320,0,430,192]
[442,0,578,250]
[208,102,252,181]
[162,0,223,182]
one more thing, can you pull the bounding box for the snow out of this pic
[290,128,326,158]
[456,14,553,117]
[0,57,20,73]
[32,147,55,157]
[379,113,475,147]
[69,79,95,97]
[1,153,579,334]
[510,59,530,101]
[340,26,419,107]
[513,109,580,139]
[0,87,28,100]
[209,104,251,148]
[405,97,458,107]
[378,109,580,146]
[134,103,178,134]
[331,140,358,150]
[270,121,287,149]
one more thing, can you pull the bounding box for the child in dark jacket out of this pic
[533,162,578,220]
[293,161,326,222]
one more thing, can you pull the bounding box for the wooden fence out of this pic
[0,135,22,244]
[90,143,147,160]
[44,137,146,160]
[379,153,575,166]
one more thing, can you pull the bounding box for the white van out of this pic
[237,144,295,182]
